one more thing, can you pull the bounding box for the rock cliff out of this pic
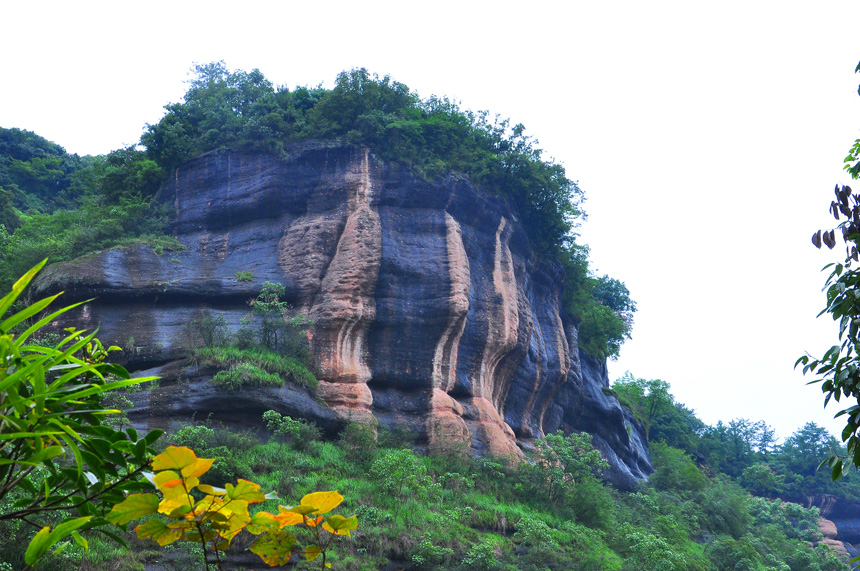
[33,141,652,488]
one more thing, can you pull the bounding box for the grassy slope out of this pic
[1,418,846,571]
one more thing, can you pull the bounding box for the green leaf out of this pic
[305,544,322,561]
[106,494,160,525]
[24,516,92,565]
[323,514,358,536]
[226,479,266,503]
[24,526,51,566]
[135,518,182,546]
[71,530,88,550]
[0,293,62,335]
[0,259,47,320]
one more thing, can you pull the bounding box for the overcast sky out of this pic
[2,1,859,440]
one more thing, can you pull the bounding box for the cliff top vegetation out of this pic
[0,63,634,359]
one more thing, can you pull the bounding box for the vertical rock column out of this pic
[427,214,472,453]
[465,217,522,458]
[311,149,382,423]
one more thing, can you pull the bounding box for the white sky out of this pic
[2,1,859,441]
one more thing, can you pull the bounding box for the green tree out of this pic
[612,374,674,439]
[369,448,433,523]
[525,430,609,504]
[0,260,162,567]
[246,281,311,358]
[740,463,785,497]
[798,62,860,475]
[649,442,706,492]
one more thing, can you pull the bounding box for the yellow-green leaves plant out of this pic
[0,260,162,567]
[108,446,357,570]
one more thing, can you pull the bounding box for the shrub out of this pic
[524,430,609,504]
[410,534,454,569]
[460,538,500,571]
[168,423,255,483]
[370,449,433,522]
[196,345,317,389]
[182,310,230,348]
[235,270,253,282]
[620,528,687,571]
[339,422,378,466]
[513,518,557,550]
[263,410,321,450]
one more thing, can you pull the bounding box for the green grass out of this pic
[193,345,318,389]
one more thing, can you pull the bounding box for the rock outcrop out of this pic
[817,517,850,558]
[807,495,860,558]
[33,141,652,488]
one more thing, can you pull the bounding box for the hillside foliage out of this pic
[1,388,849,571]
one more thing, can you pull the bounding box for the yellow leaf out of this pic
[284,504,316,515]
[274,508,304,527]
[153,470,181,490]
[219,510,250,540]
[197,484,227,496]
[158,479,197,516]
[151,446,199,471]
[300,490,343,514]
[181,457,215,479]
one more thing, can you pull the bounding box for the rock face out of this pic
[33,141,652,488]
[807,495,860,558]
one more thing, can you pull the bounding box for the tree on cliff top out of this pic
[142,65,583,258]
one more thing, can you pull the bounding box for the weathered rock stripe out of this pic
[311,148,381,416]
[432,213,471,392]
[479,217,520,404]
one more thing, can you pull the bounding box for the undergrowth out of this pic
[1,418,845,571]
